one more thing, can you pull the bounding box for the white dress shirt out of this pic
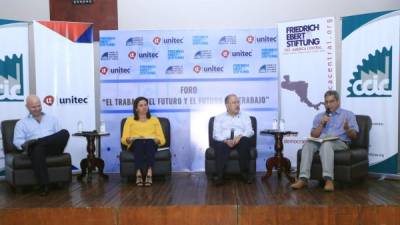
[13,113,61,150]
[213,112,254,141]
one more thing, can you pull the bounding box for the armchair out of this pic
[296,115,372,183]
[119,117,172,179]
[205,116,258,179]
[1,119,72,188]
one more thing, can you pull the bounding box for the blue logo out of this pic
[168,50,184,59]
[140,65,157,75]
[219,36,236,44]
[101,51,119,60]
[192,35,209,45]
[194,50,212,59]
[0,54,25,101]
[165,65,183,74]
[261,48,278,58]
[99,37,116,46]
[233,64,250,74]
[126,37,144,46]
[347,47,392,97]
[258,64,276,73]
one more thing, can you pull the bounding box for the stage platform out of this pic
[0,172,399,225]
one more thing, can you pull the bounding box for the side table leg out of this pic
[94,158,109,179]
[262,157,276,180]
[77,158,88,181]
[282,157,295,183]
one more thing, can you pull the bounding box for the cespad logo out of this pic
[128,51,136,59]
[347,47,392,97]
[43,95,54,106]
[153,37,161,45]
[221,50,230,58]
[193,65,201,73]
[246,35,254,44]
[0,54,25,101]
[100,67,108,75]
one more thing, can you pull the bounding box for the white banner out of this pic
[341,11,400,174]
[100,29,279,172]
[278,17,336,166]
[33,21,95,172]
[0,20,30,174]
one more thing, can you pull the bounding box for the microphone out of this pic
[325,108,331,117]
[323,109,331,128]
[230,129,234,140]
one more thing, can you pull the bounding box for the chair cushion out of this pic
[297,148,368,166]
[205,147,257,160]
[120,149,171,162]
[5,152,71,169]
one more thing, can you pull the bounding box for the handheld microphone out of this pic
[323,109,331,128]
[325,108,331,117]
[230,129,234,140]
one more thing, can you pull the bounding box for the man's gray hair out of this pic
[324,90,340,101]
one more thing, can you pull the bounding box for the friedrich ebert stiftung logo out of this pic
[0,54,25,102]
[347,47,392,97]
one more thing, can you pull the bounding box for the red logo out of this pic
[128,51,136,59]
[43,95,54,106]
[100,67,108,75]
[193,65,201,73]
[246,35,254,44]
[153,36,161,45]
[221,50,230,58]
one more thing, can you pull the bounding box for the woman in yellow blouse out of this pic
[121,97,165,186]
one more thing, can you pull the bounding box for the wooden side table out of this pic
[260,129,297,183]
[73,131,110,182]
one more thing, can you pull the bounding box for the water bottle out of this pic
[279,118,285,131]
[100,120,106,133]
[272,119,278,130]
[77,120,83,133]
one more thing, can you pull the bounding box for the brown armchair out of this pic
[296,115,372,183]
[1,119,72,189]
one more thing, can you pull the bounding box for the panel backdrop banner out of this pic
[341,10,400,174]
[33,21,95,172]
[278,17,336,166]
[0,19,30,176]
[100,29,279,172]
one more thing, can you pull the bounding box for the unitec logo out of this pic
[128,51,136,59]
[246,35,255,44]
[193,65,201,73]
[43,95,54,106]
[44,95,89,106]
[347,47,392,97]
[153,37,161,45]
[221,50,230,58]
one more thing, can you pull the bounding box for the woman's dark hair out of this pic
[133,97,151,120]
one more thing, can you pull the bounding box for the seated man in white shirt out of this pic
[212,94,255,185]
[13,95,69,196]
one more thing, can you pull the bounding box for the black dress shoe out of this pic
[39,185,49,196]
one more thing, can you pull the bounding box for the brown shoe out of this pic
[290,179,307,189]
[324,180,334,192]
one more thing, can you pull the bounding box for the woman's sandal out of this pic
[136,175,144,186]
[144,175,152,187]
